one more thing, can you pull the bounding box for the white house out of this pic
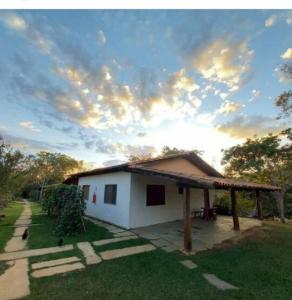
[65,152,278,232]
[65,153,219,229]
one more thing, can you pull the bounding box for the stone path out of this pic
[0,245,74,261]
[4,200,32,253]
[31,256,80,270]
[180,260,198,269]
[32,262,85,278]
[100,244,156,260]
[92,235,138,246]
[203,273,239,290]
[132,217,262,253]
[0,259,30,300]
[77,242,102,265]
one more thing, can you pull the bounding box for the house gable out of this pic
[138,157,208,176]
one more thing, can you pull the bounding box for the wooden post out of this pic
[231,188,240,231]
[204,188,210,209]
[256,190,263,220]
[184,186,192,252]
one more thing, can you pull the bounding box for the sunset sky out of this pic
[0,10,291,170]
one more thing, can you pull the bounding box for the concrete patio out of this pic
[132,216,262,252]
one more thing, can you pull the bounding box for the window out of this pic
[146,185,165,206]
[82,185,90,201]
[104,184,117,205]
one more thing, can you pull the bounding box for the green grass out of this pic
[11,203,291,300]
[24,221,292,300]
[0,201,23,252]
[28,202,113,249]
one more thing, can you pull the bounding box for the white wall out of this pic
[78,172,131,228]
[129,173,214,228]
[78,171,215,229]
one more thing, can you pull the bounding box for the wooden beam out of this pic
[183,186,192,252]
[256,190,263,220]
[231,188,240,231]
[204,188,210,209]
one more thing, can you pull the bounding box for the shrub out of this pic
[214,190,256,217]
[42,184,86,236]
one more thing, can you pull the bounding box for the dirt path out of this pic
[4,200,32,253]
[0,200,32,299]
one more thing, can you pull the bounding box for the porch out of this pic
[132,216,262,253]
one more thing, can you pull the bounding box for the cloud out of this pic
[1,13,27,31]
[19,121,41,132]
[265,15,277,27]
[1,12,203,132]
[216,101,242,115]
[188,37,253,91]
[136,68,201,121]
[217,115,286,139]
[97,30,106,45]
[281,48,292,60]
[118,144,157,157]
[137,132,147,137]
[0,12,53,54]
[248,89,261,102]
[0,131,78,153]
[102,159,126,167]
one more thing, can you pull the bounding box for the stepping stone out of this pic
[93,235,138,246]
[31,256,80,270]
[31,262,85,278]
[0,245,74,261]
[100,244,156,260]
[151,239,171,247]
[160,245,176,253]
[4,237,27,252]
[0,258,30,300]
[109,228,125,234]
[13,227,28,237]
[77,242,101,265]
[180,260,198,269]
[137,232,160,240]
[113,231,136,238]
[15,219,31,226]
[203,274,239,290]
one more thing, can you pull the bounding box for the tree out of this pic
[128,153,154,162]
[276,62,292,119]
[275,90,292,119]
[128,146,203,162]
[0,138,26,207]
[160,146,202,157]
[221,131,292,222]
[27,151,82,200]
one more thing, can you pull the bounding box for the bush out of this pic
[214,190,256,217]
[42,184,86,236]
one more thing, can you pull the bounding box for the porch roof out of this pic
[128,166,280,191]
[64,152,280,191]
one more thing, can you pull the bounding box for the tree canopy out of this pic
[0,138,26,207]
[0,139,84,204]
[221,130,292,222]
[128,146,202,162]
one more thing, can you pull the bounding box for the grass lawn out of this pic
[0,201,23,252]
[24,208,292,300]
[3,202,291,299]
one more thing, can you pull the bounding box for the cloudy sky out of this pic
[0,10,291,170]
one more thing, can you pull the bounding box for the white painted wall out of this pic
[78,171,215,229]
[129,173,214,228]
[78,172,131,228]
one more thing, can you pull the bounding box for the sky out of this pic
[0,10,291,170]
